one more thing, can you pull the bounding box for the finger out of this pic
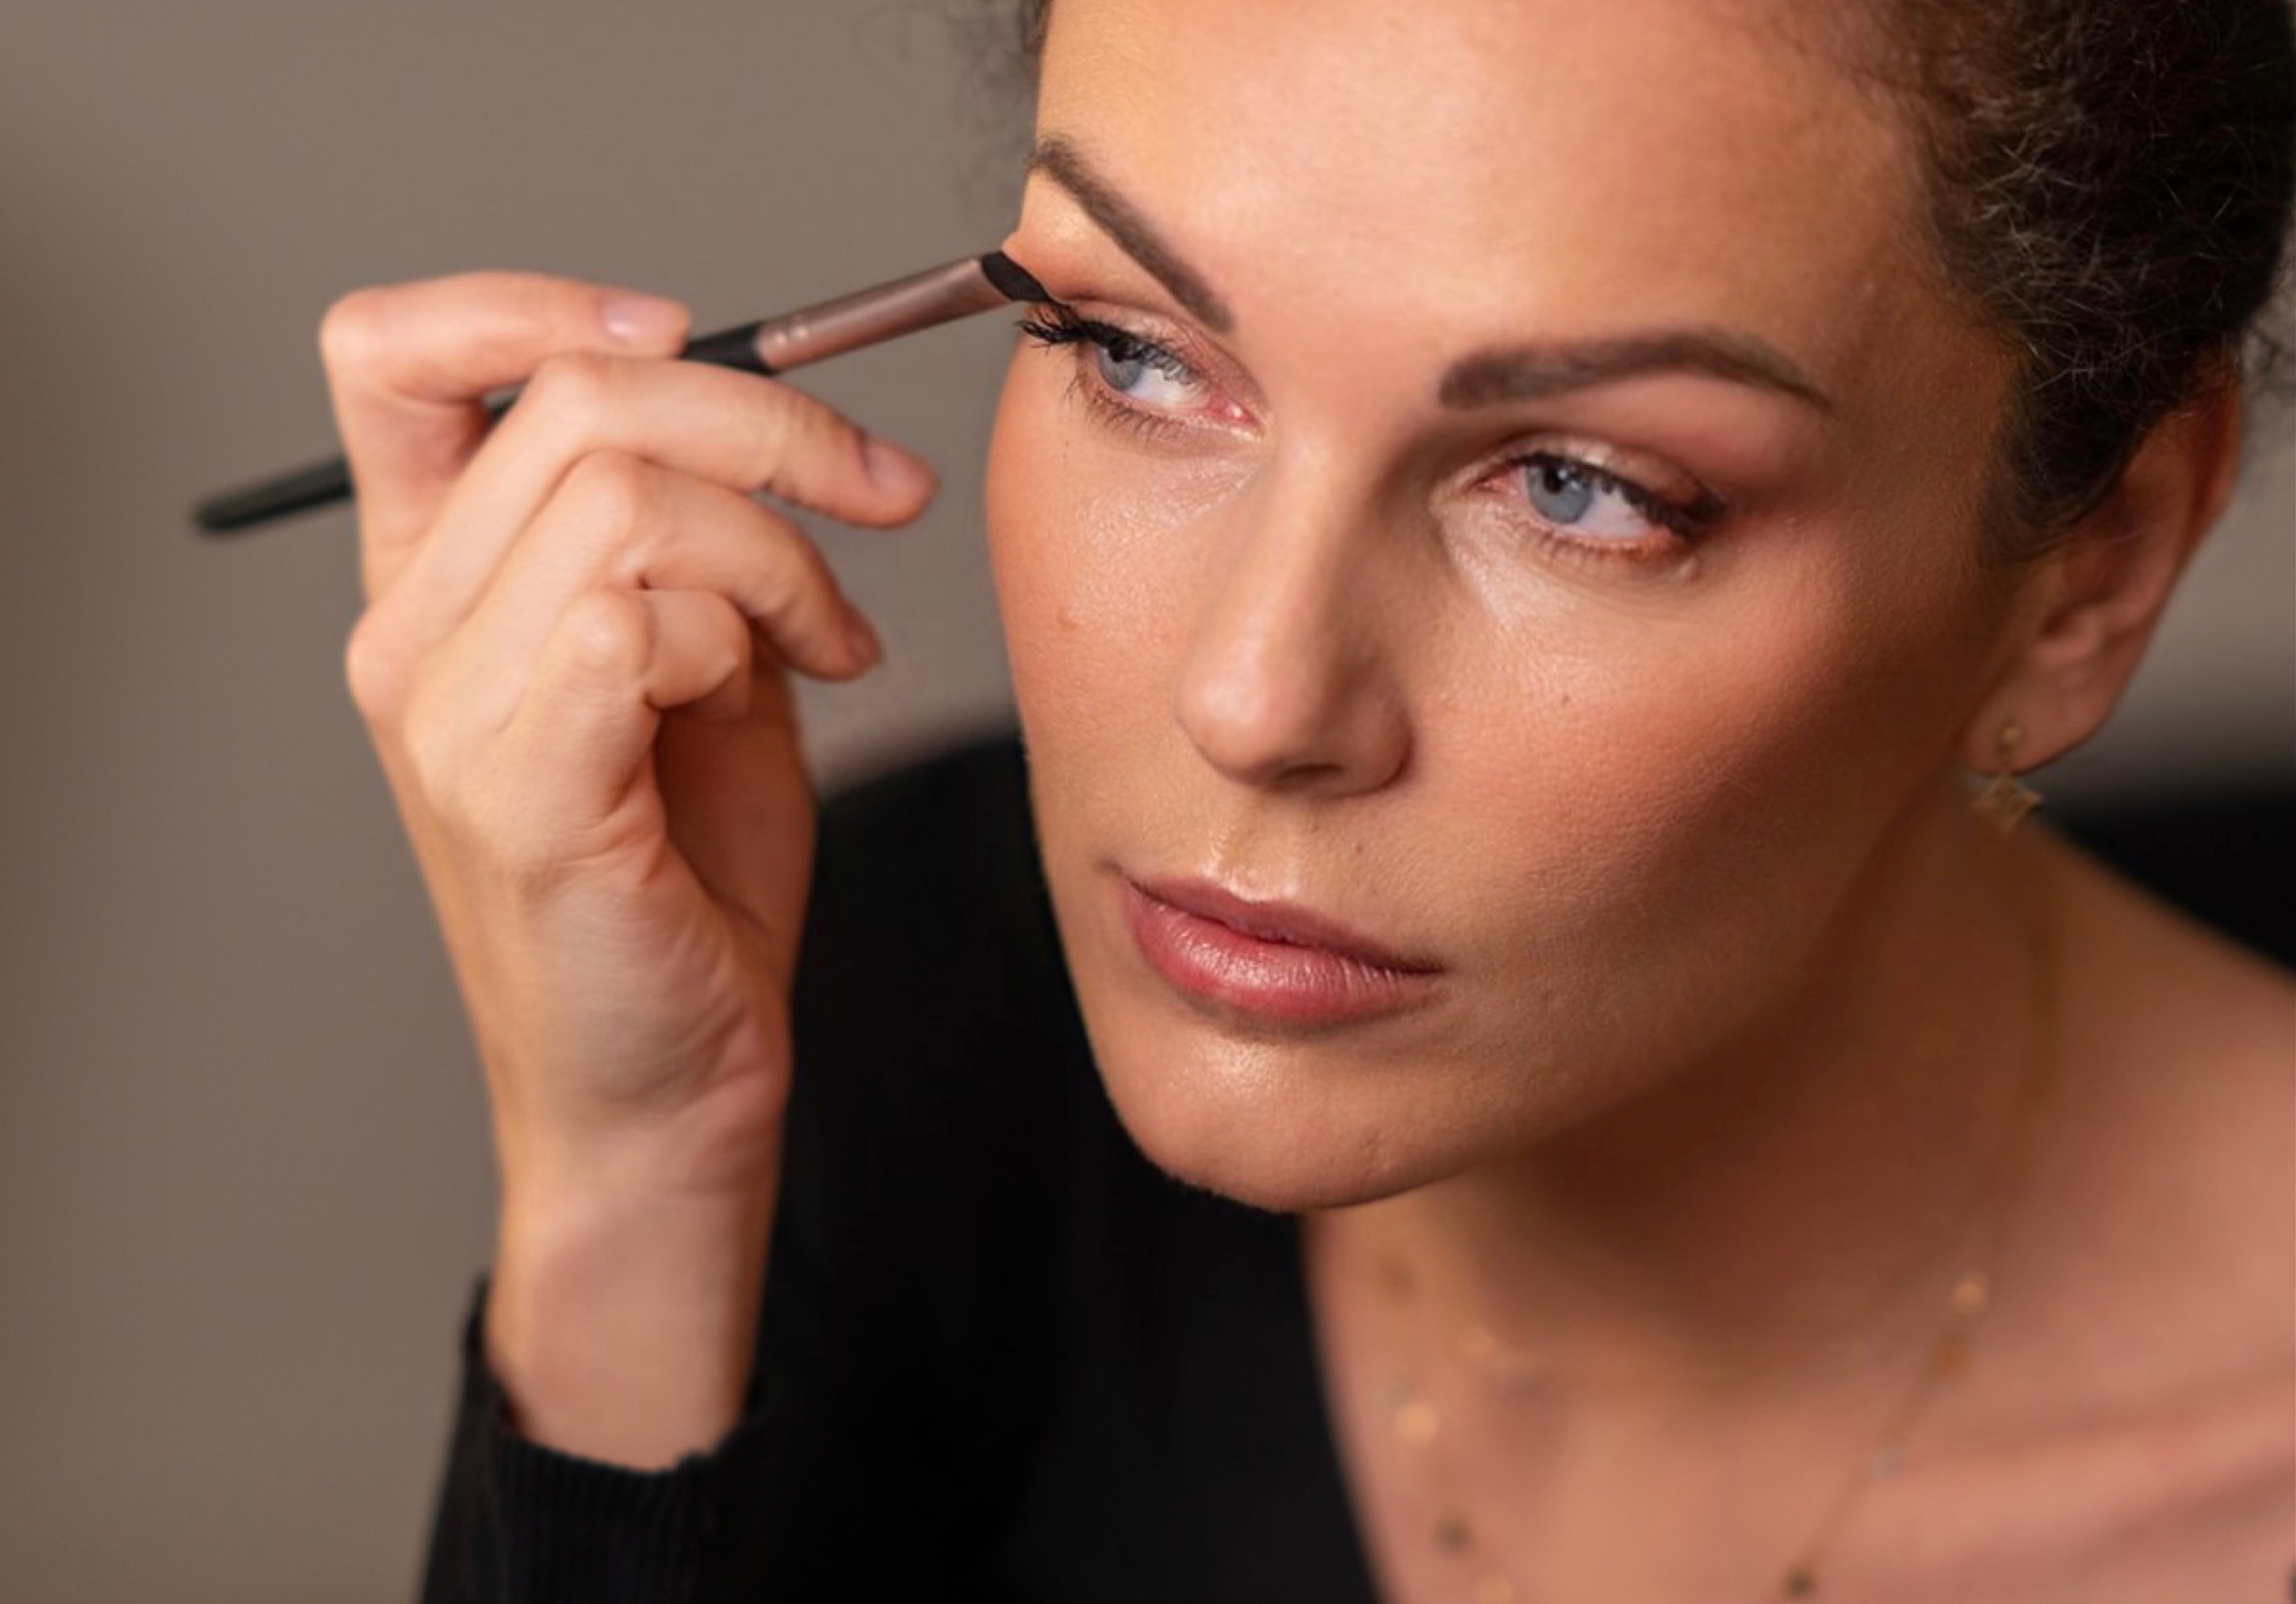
[318,273,692,593]
[511,587,759,817]
[439,452,881,734]
[653,668,813,986]
[392,353,936,636]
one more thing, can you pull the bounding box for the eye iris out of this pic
[1094,337,1150,392]
[1526,459,1597,525]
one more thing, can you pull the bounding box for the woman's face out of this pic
[985,0,2024,1211]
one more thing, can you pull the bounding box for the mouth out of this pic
[1118,872,1443,1028]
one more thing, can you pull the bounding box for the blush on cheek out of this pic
[1419,553,1993,1097]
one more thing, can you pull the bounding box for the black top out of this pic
[414,730,2294,1602]
[418,732,1382,1603]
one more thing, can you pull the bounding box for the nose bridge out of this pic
[1172,449,1413,793]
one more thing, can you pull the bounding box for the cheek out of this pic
[983,352,1242,752]
[1429,531,2000,1064]
[986,354,1171,903]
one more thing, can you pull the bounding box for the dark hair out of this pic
[993,0,2296,560]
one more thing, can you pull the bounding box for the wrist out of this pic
[490,1062,791,1216]
[487,1165,779,1468]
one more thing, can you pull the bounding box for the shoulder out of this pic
[2042,820,2293,1244]
[1890,828,2294,1592]
[1965,829,2295,1577]
[2032,824,2292,1377]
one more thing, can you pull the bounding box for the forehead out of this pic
[1033,0,1925,375]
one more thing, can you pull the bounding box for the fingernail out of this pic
[601,293,688,348]
[863,437,937,499]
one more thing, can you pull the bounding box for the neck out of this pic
[1350,780,2060,1405]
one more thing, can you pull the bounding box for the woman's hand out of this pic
[321,272,937,1465]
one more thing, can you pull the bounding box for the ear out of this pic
[1956,376,2245,776]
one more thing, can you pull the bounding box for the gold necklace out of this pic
[1366,833,2062,1602]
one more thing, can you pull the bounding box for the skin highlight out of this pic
[981,0,2291,1595]
[995,0,2013,1218]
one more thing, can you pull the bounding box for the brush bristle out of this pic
[980,250,1051,304]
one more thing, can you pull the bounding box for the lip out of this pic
[1120,873,1443,1027]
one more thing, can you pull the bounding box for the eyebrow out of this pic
[1024,135,1833,414]
[1439,333,1834,413]
[1026,136,1236,332]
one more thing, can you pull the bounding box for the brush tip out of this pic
[980,250,1051,304]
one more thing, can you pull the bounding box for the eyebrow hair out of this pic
[1025,135,1236,333]
[1439,332,1835,412]
[1024,135,1831,414]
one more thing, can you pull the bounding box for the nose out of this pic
[1172,472,1413,798]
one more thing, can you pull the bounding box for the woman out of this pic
[327,0,2295,1597]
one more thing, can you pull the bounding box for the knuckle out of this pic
[699,600,753,681]
[523,350,619,431]
[753,387,856,490]
[317,286,395,378]
[342,609,410,724]
[559,449,656,539]
[557,587,653,682]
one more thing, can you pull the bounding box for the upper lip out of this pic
[1129,874,1443,974]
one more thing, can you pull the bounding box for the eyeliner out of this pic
[192,249,1050,535]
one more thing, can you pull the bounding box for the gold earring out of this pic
[1971,720,2042,835]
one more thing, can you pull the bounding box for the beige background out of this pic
[0,3,2286,1598]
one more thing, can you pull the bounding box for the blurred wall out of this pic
[0,3,2286,1599]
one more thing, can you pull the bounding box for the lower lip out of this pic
[1121,880,1439,1027]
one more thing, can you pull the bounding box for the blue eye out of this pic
[1020,308,1209,414]
[1089,330,1202,410]
[1093,335,1149,391]
[1514,452,1696,542]
[1526,458,1598,525]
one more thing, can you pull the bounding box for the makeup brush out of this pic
[193,249,1049,535]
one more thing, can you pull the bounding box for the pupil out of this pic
[1096,339,1148,391]
[1527,460,1596,524]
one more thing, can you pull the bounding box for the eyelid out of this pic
[1500,436,1702,505]
[1437,428,1730,577]
[1039,294,1260,417]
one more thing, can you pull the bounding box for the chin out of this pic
[1078,1013,1498,1215]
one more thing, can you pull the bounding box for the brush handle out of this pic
[192,454,362,533]
[191,344,761,537]
[191,251,1044,536]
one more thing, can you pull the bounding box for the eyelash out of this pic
[1016,304,1210,441]
[1015,303,1726,565]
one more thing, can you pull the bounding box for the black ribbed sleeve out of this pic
[413,732,1084,1603]
[418,1276,766,1601]
[412,731,1381,1604]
